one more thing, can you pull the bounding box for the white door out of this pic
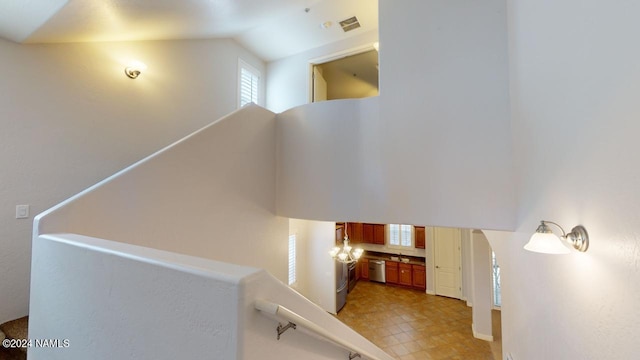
[434,227,462,299]
[312,66,327,102]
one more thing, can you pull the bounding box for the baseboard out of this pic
[472,324,493,342]
[426,290,436,295]
[466,300,473,307]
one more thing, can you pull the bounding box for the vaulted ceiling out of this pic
[0,0,378,61]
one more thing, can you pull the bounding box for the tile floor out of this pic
[337,280,501,360]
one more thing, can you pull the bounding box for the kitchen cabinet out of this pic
[384,260,427,290]
[361,258,369,280]
[412,264,426,290]
[347,222,363,244]
[356,259,362,280]
[399,263,412,286]
[385,261,399,284]
[362,223,385,244]
[336,223,344,245]
[363,223,374,244]
[373,224,385,245]
[415,226,425,249]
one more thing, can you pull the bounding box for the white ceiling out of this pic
[0,0,378,61]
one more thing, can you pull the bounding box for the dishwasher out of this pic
[368,260,386,283]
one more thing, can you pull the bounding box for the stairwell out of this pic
[23,104,401,359]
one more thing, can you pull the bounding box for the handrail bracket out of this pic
[349,352,361,359]
[277,321,297,340]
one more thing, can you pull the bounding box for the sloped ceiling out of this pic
[0,0,378,61]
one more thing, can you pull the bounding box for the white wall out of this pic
[461,229,473,305]
[482,0,640,358]
[378,0,515,231]
[289,219,337,314]
[29,234,249,359]
[424,227,436,294]
[470,230,493,341]
[277,96,514,230]
[266,29,379,113]
[29,233,393,360]
[0,37,265,324]
[36,105,288,281]
[273,0,515,231]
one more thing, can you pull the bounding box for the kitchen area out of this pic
[291,219,497,358]
[335,222,427,312]
[288,218,465,317]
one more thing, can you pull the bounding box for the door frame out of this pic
[307,43,377,103]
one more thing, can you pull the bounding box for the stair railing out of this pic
[255,299,392,360]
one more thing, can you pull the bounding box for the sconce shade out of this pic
[524,220,589,254]
[524,231,571,254]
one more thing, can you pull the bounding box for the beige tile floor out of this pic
[337,280,502,360]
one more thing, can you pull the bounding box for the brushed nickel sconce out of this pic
[524,220,589,254]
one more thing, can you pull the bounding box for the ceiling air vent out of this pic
[339,16,361,32]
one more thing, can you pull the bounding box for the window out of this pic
[288,234,297,286]
[238,59,260,108]
[389,224,413,248]
[492,251,501,308]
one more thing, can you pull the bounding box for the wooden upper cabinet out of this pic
[360,223,385,244]
[347,222,363,244]
[373,224,385,245]
[336,223,345,246]
[363,223,374,244]
[399,263,412,286]
[415,226,426,249]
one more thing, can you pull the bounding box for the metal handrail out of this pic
[254,299,392,360]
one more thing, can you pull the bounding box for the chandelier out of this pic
[330,224,363,264]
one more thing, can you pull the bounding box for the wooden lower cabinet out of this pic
[412,264,426,290]
[385,261,426,290]
[361,258,369,280]
[399,263,412,286]
[385,261,399,284]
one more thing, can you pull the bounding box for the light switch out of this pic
[16,205,29,219]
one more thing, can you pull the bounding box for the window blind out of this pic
[400,225,412,247]
[288,234,296,285]
[389,224,413,248]
[239,60,260,108]
[390,224,400,246]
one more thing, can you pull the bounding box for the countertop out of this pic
[363,251,426,266]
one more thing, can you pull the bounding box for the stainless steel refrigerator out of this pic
[336,261,348,312]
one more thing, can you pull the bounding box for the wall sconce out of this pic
[524,220,589,254]
[125,61,147,79]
